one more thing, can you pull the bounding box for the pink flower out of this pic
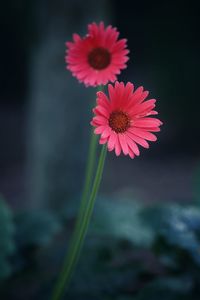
[91,82,162,159]
[65,22,129,87]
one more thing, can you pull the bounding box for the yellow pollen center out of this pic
[109,111,130,133]
[88,47,111,70]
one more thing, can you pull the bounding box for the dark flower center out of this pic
[88,47,111,70]
[109,111,131,133]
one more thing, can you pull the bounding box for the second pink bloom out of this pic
[91,81,162,159]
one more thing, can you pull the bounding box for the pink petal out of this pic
[92,115,107,126]
[129,99,156,116]
[128,127,157,142]
[94,126,106,134]
[124,82,134,97]
[126,132,149,148]
[144,127,161,132]
[125,135,140,156]
[134,118,162,128]
[138,90,149,103]
[148,110,158,116]
[128,146,135,159]
[108,83,116,102]
[114,135,122,156]
[99,137,108,144]
[101,127,111,138]
[118,134,129,155]
[131,86,144,103]
[93,105,109,118]
[107,132,117,151]
[73,34,81,42]
[97,92,111,110]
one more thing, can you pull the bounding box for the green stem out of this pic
[52,145,107,300]
[78,85,104,223]
[78,130,97,222]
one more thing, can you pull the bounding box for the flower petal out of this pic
[134,118,162,128]
[114,135,121,156]
[128,127,157,141]
[118,134,129,155]
[107,132,117,151]
[126,132,149,148]
[125,135,140,156]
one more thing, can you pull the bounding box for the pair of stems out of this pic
[52,89,106,300]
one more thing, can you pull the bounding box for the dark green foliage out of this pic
[1,197,200,299]
[140,203,200,265]
[14,210,61,248]
[92,197,154,247]
[0,208,63,299]
[63,198,200,299]
[0,196,15,280]
[134,277,192,300]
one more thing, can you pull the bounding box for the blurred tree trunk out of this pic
[27,0,110,210]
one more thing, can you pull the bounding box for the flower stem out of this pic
[52,145,107,300]
[78,130,98,221]
[77,85,104,225]
[78,85,103,220]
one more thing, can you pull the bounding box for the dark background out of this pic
[0,0,200,299]
[0,0,200,208]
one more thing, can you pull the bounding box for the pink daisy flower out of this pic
[91,81,163,159]
[65,22,129,87]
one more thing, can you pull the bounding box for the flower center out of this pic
[109,111,131,133]
[88,47,111,70]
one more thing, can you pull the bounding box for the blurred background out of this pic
[0,0,200,299]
